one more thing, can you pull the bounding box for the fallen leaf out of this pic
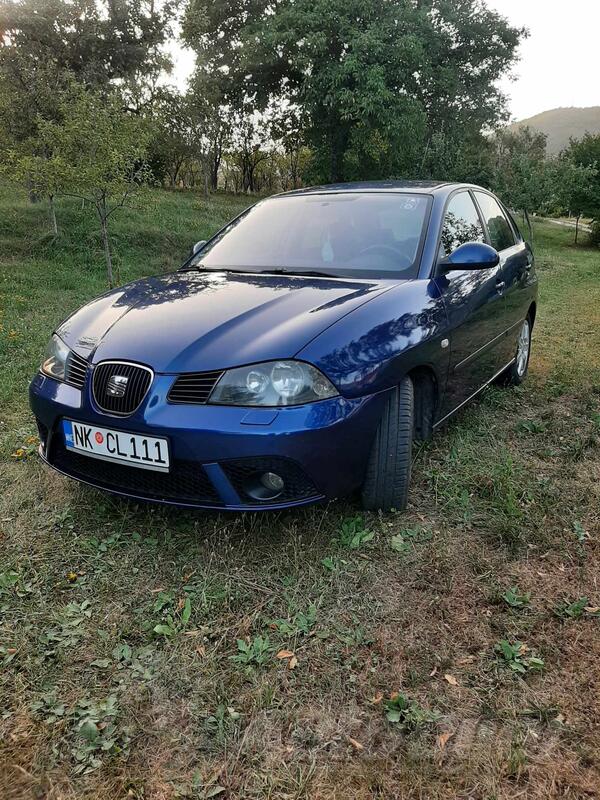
[195,645,206,658]
[276,650,294,659]
[429,666,438,677]
[347,736,364,750]
[444,674,459,686]
[437,731,454,750]
[203,786,226,798]
[370,692,384,705]
[585,606,600,614]
[457,655,475,665]
[288,655,298,670]
[389,691,399,701]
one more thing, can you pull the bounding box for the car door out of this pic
[433,190,507,419]
[473,191,533,363]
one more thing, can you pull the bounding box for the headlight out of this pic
[209,360,338,406]
[41,334,70,381]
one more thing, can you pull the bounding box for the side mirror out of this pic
[441,242,500,271]
[192,240,207,256]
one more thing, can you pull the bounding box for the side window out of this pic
[440,192,485,257]
[504,206,524,241]
[475,192,516,251]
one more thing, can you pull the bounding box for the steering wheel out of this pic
[357,244,412,269]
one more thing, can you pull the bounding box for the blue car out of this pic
[29,181,537,512]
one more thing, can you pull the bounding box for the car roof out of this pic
[276,180,470,197]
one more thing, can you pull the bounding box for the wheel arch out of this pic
[528,301,537,328]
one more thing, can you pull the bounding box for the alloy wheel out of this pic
[516,319,531,377]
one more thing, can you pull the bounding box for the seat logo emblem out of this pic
[106,375,129,397]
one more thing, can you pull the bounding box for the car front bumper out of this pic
[29,372,388,511]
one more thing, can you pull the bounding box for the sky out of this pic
[171,1,600,123]
[487,0,599,120]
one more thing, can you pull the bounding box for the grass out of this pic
[1,186,600,798]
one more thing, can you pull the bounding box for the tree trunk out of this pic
[98,202,114,288]
[48,194,58,236]
[575,214,580,245]
[27,177,39,204]
[328,122,348,183]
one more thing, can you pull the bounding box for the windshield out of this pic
[193,193,431,279]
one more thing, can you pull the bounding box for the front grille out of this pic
[65,351,89,389]
[49,438,222,505]
[168,370,224,404]
[92,362,153,416]
[221,457,319,504]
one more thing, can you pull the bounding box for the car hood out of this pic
[57,270,394,373]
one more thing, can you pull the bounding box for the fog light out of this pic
[242,470,286,501]
[260,472,284,492]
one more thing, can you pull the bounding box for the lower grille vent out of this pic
[50,438,222,505]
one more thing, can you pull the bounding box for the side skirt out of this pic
[433,358,516,429]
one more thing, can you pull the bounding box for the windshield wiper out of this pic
[258,268,339,279]
[181,265,259,274]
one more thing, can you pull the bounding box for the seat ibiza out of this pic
[29,181,537,511]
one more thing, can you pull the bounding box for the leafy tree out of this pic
[488,127,597,243]
[491,127,550,235]
[0,0,172,89]
[148,90,196,188]
[14,86,153,287]
[0,0,172,212]
[183,0,525,183]
[187,73,234,195]
[561,134,600,245]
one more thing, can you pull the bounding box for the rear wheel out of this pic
[361,377,414,512]
[501,317,532,386]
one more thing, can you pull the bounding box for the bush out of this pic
[589,220,600,248]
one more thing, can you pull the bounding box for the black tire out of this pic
[361,376,414,512]
[500,317,532,386]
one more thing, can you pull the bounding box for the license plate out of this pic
[62,420,169,472]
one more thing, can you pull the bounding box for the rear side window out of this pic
[440,192,485,257]
[475,192,516,251]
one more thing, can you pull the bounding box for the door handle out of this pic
[495,280,506,294]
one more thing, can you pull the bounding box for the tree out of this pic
[0,0,172,212]
[15,86,153,287]
[183,0,525,183]
[561,134,600,245]
[490,127,550,235]
[149,90,196,188]
[486,127,597,244]
[0,0,172,89]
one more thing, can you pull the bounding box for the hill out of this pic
[510,106,600,155]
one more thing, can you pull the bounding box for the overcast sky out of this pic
[488,0,599,120]
[171,1,599,123]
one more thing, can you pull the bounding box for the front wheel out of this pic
[361,377,414,512]
[501,317,532,386]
